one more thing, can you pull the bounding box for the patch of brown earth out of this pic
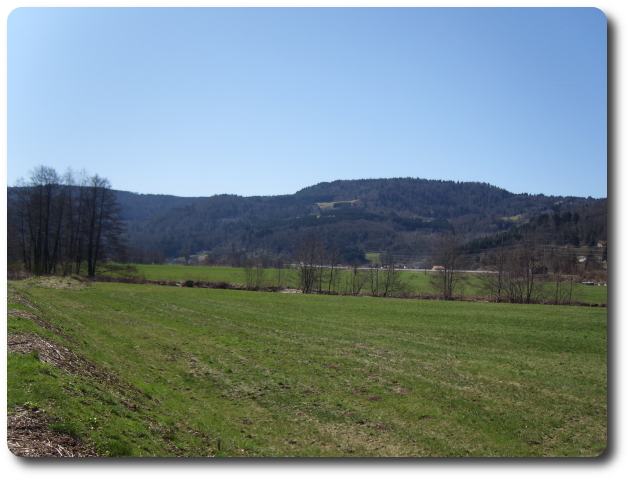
[8,333,144,411]
[7,289,44,314]
[7,406,98,457]
[8,309,77,345]
[7,332,157,457]
[22,276,89,290]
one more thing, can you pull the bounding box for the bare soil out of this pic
[7,331,151,457]
[7,406,98,457]
[8,308,77,345]
[8,333,143,409]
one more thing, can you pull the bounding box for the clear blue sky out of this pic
[7,7,607,199]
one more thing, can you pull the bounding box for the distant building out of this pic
[432,266,445,271]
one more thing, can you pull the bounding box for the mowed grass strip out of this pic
[7,281,607,457]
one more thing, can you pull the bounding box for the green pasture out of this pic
[8,278,607,456]
[316,202,336,209]
[364,253,381,264]
[118,264,608,304]
[501,214,525,222]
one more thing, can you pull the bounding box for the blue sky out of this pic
[7,7,607,199]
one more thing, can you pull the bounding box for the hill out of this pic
[116,178,599,261]
[462,199,607,251]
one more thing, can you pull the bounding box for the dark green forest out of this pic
[462,199,607,252]
[8,175,606,271]
[112,178,600,260]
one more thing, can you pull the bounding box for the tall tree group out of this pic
[8,166,124,276]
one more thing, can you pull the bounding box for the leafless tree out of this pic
[366,263,382,297]
[274,258,285,292]
[229,251,245,268]
[366,254,408,297]
[83,175,123,276]
[11,166,64,274]
[243,257,267,290]
[293,234,324,293]
[548,250,577,304]
[476,240,507,302]
[345,259,367,295]
[429,233,465,300]
[324,243,343,293]
[204,253,215,266]
[503,244,544,304]
[9,166,123,276]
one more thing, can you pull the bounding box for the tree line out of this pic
[8,166,125,276]
[103,177,596,260]
[238,234,410,298]
[430,231,605,304]
[275,232,604,304]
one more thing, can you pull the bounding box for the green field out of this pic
[364,253,381,264]
[114,264,608,304]
[8,277,607,457]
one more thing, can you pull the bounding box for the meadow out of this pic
[7,277,607,457]
[122,264,608,304]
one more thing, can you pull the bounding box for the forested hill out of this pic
[116,178,600,260]
[462,198,608,253]
[114,191,205,221]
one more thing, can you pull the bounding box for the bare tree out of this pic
[345,259,367,295]
[366,263,382,297]
[548,251,577,304]
[83,175,124,276]
[366,254,408,297]
[243,257,267,290]
[229,251,245,268]
[503,244,544,304]
[64,169,90,275]
[324,243,343,293]
[11,166,64,274]
[293,234,324,293]
[204,253,215,266]
[429,233,465,300]
[9,166,124,277]
[476,239,507,302]
[382,254,409,297]
[274,257,285,292]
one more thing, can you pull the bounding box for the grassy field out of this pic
[7,277,607,457]
[364,253,381,264]
[119,264,608,304]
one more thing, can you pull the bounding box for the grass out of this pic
[501,214,526,221]
[7,278,607,457]
[316,200,359,210]
[106,264,608,304]
[364,253,381,264]
[316,202,336,209]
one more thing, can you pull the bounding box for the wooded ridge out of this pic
[9,175,604,266]
[113,178,600,260]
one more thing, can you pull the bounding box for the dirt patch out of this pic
[8,333,144,411]
[7,406,99,457]
[7,289,44,314]
[22,276,89,290]
[8,309,77,345]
